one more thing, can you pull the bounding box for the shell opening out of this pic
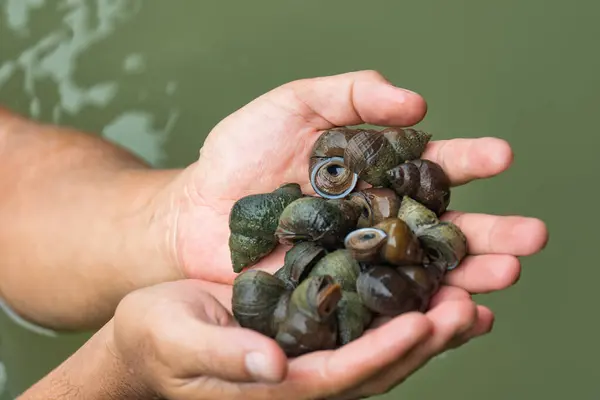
[344,227,388,261]
[310,157,359,199]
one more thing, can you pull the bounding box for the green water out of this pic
[0,0,597,398]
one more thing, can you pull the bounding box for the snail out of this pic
[343,127,432,187]
[397,196,467,271]
[307,249,373,345]
[309,127,360,199]
[232,269,342,357]
[274,241,327,290]
[275,196,361,249]
[355,264,442,317]
[343,218,426,266]
[347,187,401,229]
[229,183,303,272]
[386,159,451,216]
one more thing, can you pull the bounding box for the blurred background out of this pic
[0,0,595,399]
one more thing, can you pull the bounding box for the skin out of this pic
[4,70,548,399]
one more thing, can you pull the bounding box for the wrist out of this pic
[19,320,155,400]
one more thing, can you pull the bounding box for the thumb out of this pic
[187,320,289,383]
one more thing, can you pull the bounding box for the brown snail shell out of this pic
[343,128,432,187]
[231,270,289,337]
[275,274,342,357]
[275,197,361,249]
[386,159,451,216]
[397,196,467,271]
[309,128,360,199]
[356,264,441,317]
[348,188,401,229]
[343,218,425,266]
[274,242,327,290]
[229,183,303,272]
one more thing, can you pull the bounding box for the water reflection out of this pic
[0,0,180,396]
[0,0,178,168]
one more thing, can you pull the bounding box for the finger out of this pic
[339,299,478,399]
[444,254,521,293]
[275,70,428,129]
[427,285,472,308]
[422,137,514,186]
[153,306,288,384]
[443,211,549,256]
[280,312,432,399]
[447,305,495,349]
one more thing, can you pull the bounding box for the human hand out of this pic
[160,70,548,292]
[109,279,491,400]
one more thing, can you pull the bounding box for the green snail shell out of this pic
[397,196,467,271]
[335,291,373,345]
[231,270,289,337]
[381,127,432,162]
[385,159,451,216]
[274,274,341,357]
[275,197,360,249]
[308,249,362,292]
[274,242,327,290]
[229,183,303,272]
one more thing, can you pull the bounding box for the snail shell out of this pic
[348,188,401,229]
[275,197,361,249]
[397,196,467,271]
[231,270,289,337]
[356,264,441,317]
[308,249,372,345]
[309,128,360,199]
[229,183,303,272]
[386,159,451,216]
[343,218,425,266]
[274,242,327,290]
[343,128,432,187]
[275,274,342,357]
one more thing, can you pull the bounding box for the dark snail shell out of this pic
[274,242,327,290]
[275,274,342,357]
[307,249,372,345]
[343,128,432,187]
[229,183,303,272]
[343,218,425,266]
[275,197,361,249]
[397,196,467,271]
[348,188,401,229]
[386,159,451,216]
[356,264,440,317]
[231,270,289,337]
[356,265,422,317]
[309,128,360,199]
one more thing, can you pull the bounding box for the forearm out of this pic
[0,109,182,330]
[18,321,155,400]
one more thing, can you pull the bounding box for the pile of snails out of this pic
[228,126,468,357]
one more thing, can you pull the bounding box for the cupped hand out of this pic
[110,279,492,400]
[166,70,548,291]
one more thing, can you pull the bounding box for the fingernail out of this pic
[245,352,280,383]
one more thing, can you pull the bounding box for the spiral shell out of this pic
[275,274,341,357]
[386,159,451,216]
[231,270,289,337]
[309,127,360,199]
[348,188,401,229]
[229,183,303,272]
[275,197,360,249]
[397,196,467,271]
[274,242,327,290]
[343,218,425,266]
[343,128,432,187]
